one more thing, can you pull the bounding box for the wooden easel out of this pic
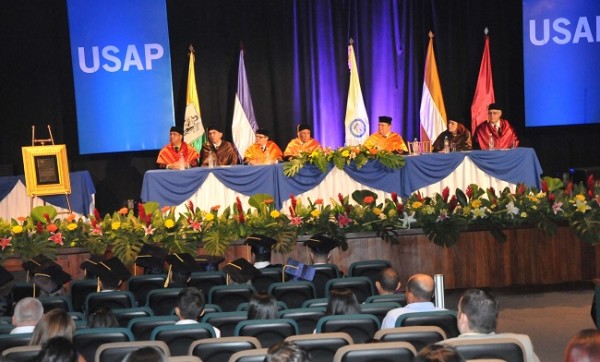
[30,125,72,214]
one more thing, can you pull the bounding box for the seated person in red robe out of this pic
[474,103,519,150]
[283,123,322,160]
[156,126,199,169]
[243,128,283,165]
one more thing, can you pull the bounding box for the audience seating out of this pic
[285,332,353,361]
[0,333,33,351]
[203,303,222,314]
[146,288,182,316]
[85,291,135,314]
[365,293,407,306]
[187,271,227,295]
[251,267,283,292]
[10,282,33,303]
[236,300,288,312]
[359,302,401,324]
[112,306,154,327]
[74,327,134,362]
[394,310,460,338]
[0,324,14,334]
[332,341,416,362]
[348,260,392,284]
[315,314,380,343]
[301,298,328,309]
[278,307,327,334]
[268,281,316,309]
[325,276,374,303]
[167,356,202,362]
[208,284,256,312]
[94,340,170,362]
[374,326,447,351]
[70,279,98,313]
[127,315,178,341]
[201,311,248,337]
[234,318,299,348]
[447,337,527,362]
[228,348,269,362]
[150,323,216,356]
[1,344,42,361]
[189,336,261,362]
[127,274,167,306]
[312,264,340,298]
[39,295,73,312]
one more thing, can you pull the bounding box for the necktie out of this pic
[174,146,180,153]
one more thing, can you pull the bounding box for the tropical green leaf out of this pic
[31,206,58,223]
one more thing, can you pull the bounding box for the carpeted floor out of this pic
[443,284,596,362]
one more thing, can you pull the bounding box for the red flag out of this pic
[471,34,495,135]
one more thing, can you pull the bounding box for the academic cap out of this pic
[22,255,56,275]
[0,265,14,288]
[284,258,316,281]
[256,128,270,137]
[223,258,259,284]
[170,126,184,135]
[488,103,502,111]
[206,125,223,133]
[135,243,168,272]
[80,254,103,279]
[245,234,277,256]
[297,124,310,132]
[96,257,131,286]
[195,255,225,272]
[165,253,197,274]
[378,116,392,124]
[32,264,72,294]
[304,234,341,254]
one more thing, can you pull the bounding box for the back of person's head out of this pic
[564,329,600,362]
[247,292,278,320]
[87,306,119,328]
[123,346,167,362]
[13,297,44,326]
[458,289,499,334]
[176,287,206,321]
[326,288,360,316]
[35,336,77,362]
[30,309,76,346]
[407,273,435,302]
[376,268,401,294]
[265,341,312,362]
[414,344,465,362]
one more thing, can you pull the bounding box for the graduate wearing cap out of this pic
[95,257,131,291]
[245,234,278,269]
[195,255,224,272]
[32,264,72,296]
[135,243,167,275]
[304,234,341,265]
[22,255,56,281]
[243,128,283,165]
[156,125,200,169]
[80,254,104,279]
[432,118,473,152]
[474,103,519,150]
[283,123,322,161]
[200,126,239,166]
[165,253,198,287]
[364,116,408,153]
[223,258,260,284]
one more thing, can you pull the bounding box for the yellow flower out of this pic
[411,201,423,209]
[387,209,397,217]
[70,241,77,247]
[164,219,175,229]
[111,221,121,230]
[526,194,540,203]
[270,210,280,218]
[341,150,350,157]
[372,208,381,216]
[310,150,320,158]
[575,200,591,213]
[67,223,77,231]
[471,199,482,208]
[310,209,321,217]
[204,213,215,222]
[520,212,528,218]
[12,225,23,234]
[575,194,586,202]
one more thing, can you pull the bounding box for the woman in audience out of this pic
[564,329,600,361]
[35,336,78,362]
[30,309,76,346]
[326,288,360,315]
[265,341,312,362]
[414,344,465,362]
[123,346,167,362]
[247,291,279,320]
[87,307,118,328]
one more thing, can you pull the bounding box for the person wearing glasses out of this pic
[474,103,519,150]
[243,128,283,165]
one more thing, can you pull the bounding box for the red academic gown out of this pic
[474,119,519,150]
[156,142,199,168]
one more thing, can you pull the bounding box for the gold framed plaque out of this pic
[21,145,71,196]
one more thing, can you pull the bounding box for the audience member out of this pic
[156,125,199,169]
[123,346,167,362]
[326,288,360,316]
[223,258,260,285]
[135,243,167,275]
[11,297,44,334]
[363,116,408,153]
[442,288,539,362]
[304,234,340,265]
[0,265,15,316]
[94,257,132,292]
[375,267,401,295]
[432,119,472,152]
[265,341,312,362]
[564,329,600,362]
[87,306,119,328]
[246,234,277,269]
[473,103,519,150]
[175,287,221,337]
[30,309,76,345]
[243,128,283,165]
[247,292,279,320]
[32,264,72,297]
[283,124,322,161]
[165,253,197,287]
[414,344,465,362]
[381,273,443,329]
[200,126,239,166]
[35,336,78,362]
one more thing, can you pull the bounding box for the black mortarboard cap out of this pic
[304,234,341,254]
[80,254,103,279]
[0,265,14,288]
[488,103,502,111]
[170,126,183,135]
[246,234,277,256]
[22,255,56,275]
[223,258,259,284]
[32,264,72,294]
[297,124,310,132]
[135,244,167,272]
[379,116,392,124]
[195,255,225,272]
[96,257,131,286]
[284,258,316,281]
[206,125,223,133]
[165,253,197,273]
[256,128,270,137]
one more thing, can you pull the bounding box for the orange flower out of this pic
[369,148,378,155]
[210,205,221,212]
[47,223,58,232]
[264,199,274,205]
[17,216,26,222]
[363,196,375,204]
[315,199,323,205]
[161,206,171,214]
[118,207,129,215]
[66,213,76,222]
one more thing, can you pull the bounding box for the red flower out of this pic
[516,183,526,195]
[441,187,449,203]
[43,213,51,223]
[236,197,245,223]
[415,191,424,202]
[94,208,101,221]
[290,194,297,211]
[36,221,43,234]
[587,174,595,193]
[566,181,573,196]
[0,237,11,250]
[145,214,152,227]
[138,204,146,221]
[448,195,458,213]
[396,202,404,214]
[541,180,548,193]
[188,200,194,212]
[548,193,556,202]
[391,192,398,204]
[48,232,64,246]
[337,214,352,228]
[363,196,375,204]
[315,199,323,205]
[288,206,296,217]
[466,185,473,200]
[338,193,344,204]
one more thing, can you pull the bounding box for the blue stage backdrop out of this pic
[523,0,600,127]
[67,0,175,154]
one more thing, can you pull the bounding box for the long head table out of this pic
[141,148,543,213]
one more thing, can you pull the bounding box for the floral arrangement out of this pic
[0,175,598,265]
[283,145,405,177]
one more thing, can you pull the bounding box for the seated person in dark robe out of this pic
[200,126,239,166]
[432,119,473,152]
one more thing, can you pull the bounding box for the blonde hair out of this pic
[30,309,76,345]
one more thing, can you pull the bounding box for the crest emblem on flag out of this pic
[349,118,367,138]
